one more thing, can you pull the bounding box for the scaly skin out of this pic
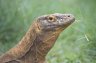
[0,13,75,63]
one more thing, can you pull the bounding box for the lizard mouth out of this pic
[64,17,75,25]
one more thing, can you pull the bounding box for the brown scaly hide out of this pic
[0,21,62,63]
[0,13,75,63]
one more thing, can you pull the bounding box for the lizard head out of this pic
[36,13,75,33]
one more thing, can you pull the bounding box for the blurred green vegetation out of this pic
[0,0,96,63]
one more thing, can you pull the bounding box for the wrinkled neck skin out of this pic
[0,22,64,63]
[18,27,63,63]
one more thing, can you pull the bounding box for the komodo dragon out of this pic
[0,13,75,63]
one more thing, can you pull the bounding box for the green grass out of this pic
[0,0,96,63]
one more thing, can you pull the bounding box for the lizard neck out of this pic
[18,31,60,63]
[0,21,62,63]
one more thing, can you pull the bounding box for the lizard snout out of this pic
[61,14,75,25]
[63,14,75,22]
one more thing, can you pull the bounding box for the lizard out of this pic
[0,13,75,63]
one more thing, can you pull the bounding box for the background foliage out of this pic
[0,0,96,63]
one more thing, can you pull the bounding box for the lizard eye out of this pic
[47,15,56,22]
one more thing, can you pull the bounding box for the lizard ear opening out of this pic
[37,23,41,30]
[33,22,41,33]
